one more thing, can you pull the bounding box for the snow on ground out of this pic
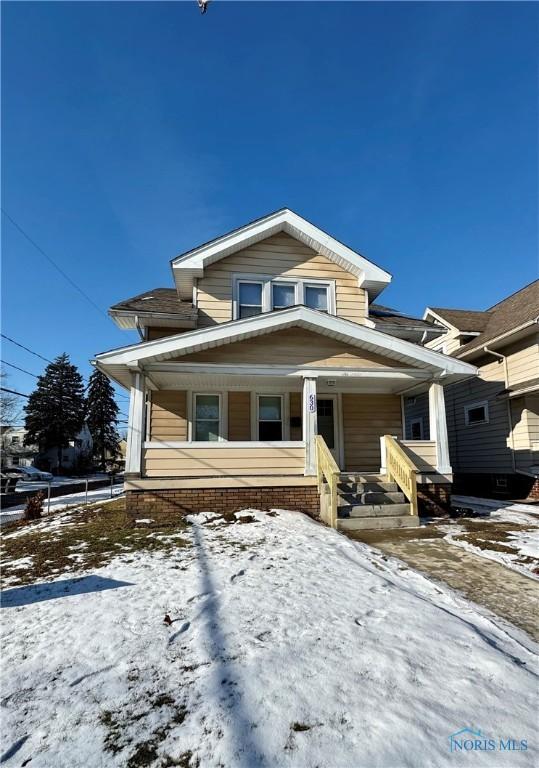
[1,509,538,768]
[445,497,539,578]
[452,495,539,525]
[0,485,124,525]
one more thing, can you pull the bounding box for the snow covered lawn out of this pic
[1,505,538,767]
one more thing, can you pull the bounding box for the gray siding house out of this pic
[405,280,539,499]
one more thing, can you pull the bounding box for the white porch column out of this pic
[302,376,318,476]
[125,371,146,476]
[428,381,452,474]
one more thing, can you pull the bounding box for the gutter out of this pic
[482,346,516,473]
[457,319,538,359]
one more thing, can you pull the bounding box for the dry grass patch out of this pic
[1,497,190,586]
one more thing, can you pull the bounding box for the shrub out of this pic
[24,491,45,521]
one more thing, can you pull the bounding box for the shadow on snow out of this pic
[0,575,133,608]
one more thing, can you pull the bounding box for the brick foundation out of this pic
[417,483,451,516]
[528,478,539,501]
[126,486,320,521]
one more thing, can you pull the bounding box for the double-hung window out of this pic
[234,275,334,318]
[238,281,263,318]
[272,282,296,310]
[194,394,221,441]
[257,395,283,441]
[303,284,328,312]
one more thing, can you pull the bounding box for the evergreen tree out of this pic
[86,369,120,470]
[24,354,86,471]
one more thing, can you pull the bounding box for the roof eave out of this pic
[171,209,392,300]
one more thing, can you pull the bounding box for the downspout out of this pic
[483,345,516,473]
[134,315,144,341]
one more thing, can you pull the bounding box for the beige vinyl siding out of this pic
[149,391,188,441]
[511,394,539,471]
[228,391,251,441]
[506,334,539,386]
[143,445,305,477]
[196,233,367,327]
[289,392,302,441]
[401,440,437,469]
[178,328,399,368]
[342,394,402,472]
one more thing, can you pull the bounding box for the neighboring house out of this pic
[39,423,94,473]
[0,425,38,468]
[95,209,477,528]
[406,281,539,499]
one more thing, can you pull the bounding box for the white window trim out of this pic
[464,400,489,427]
[252,393,290,441]
[190,392,227,442]
[236,279,265,319]
[232,273,336,319]
[409,417,424,440]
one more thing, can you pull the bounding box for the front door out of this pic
[317,396,339,463]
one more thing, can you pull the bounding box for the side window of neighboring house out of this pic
[194,394,221,441]
[410,418,423,440]
[257,395,283,441]
[11,435,20,444]
[11,456,20,466]
[464,400,489,426]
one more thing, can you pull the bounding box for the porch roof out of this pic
[94,306,477,390]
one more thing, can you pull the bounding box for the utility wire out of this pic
[0,333,52,363]
[0,386,29,399]
[2,208,106,317]
[1,360,38,378]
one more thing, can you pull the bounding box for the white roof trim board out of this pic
[95,306,478,379]
[171,208,392,300]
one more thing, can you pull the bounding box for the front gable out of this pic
[177,327,402,368]
[196,232,369,327]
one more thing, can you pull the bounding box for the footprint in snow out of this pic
[168,622,191,644]
[231,569,246,583]
[365,608,386,623]
[187,592,211,603]
[255,630,271,642]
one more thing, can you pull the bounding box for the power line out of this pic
[2,208,106,317]
[0,386,29,399]
[1,360,38,378]
[0,333,52,363]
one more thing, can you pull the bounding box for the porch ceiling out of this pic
[102,364,432,394]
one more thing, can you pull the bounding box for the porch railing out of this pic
[384,435,418,516]
[315,435,340,528]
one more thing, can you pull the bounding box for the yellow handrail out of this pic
[384,435,418,516]
[315,435,340,528]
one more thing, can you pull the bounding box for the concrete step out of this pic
[337,515,420,532]
[338,491,406,506]
[338,502,412,518]
[338,481,399,494]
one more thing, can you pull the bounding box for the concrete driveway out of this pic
[347,523,539,641]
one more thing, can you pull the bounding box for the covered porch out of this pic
[123,366,453,485]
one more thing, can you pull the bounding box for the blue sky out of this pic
[2,1,537,407]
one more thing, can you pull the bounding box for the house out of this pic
[95,209,477,529]
[0,425,38,468]
[39,423,94,473]
[406,280,539,499]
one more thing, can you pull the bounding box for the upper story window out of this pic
[10,435,20,445]
[238,282,263,318]
[464,400,489,427]
[233,274,335,320]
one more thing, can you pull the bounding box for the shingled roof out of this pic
[370,303,441,332]
[455,280,539,358]
[110,288,196,318]
[428,307,491,333]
